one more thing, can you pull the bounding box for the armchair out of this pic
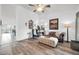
[58,32,65,43]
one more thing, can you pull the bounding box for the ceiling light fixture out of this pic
[37,7,43,12]
[28,4,51,13]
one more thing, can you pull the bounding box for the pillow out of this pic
[49,37,58,40]
[49,37,55,40]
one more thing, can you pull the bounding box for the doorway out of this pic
[75,11,79,41]
[1,24,16,45]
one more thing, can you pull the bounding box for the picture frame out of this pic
[49,18,58,30]
[28,20,33,29]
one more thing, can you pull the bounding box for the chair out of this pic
[58,32,65,43]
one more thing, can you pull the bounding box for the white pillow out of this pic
[49,37,58,40]
[49,37,55,40]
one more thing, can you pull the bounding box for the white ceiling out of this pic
[20,4,79,11]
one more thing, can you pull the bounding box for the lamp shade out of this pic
[64,21,71,28]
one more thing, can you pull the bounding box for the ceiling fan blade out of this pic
[33,10,36,12]
[28,4,34,6]
[46,5,51,8]
[42,10,44,13]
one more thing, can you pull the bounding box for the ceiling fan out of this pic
[28,4,51,12]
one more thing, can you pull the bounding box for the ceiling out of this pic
[20,4,53,13]
[20,4,79,14]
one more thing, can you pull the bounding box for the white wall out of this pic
[16,5,39,41]
[1,4,79,42]
[0,5,1,19]
[2,4,16,25]
[37,5,77,41]
[0,5,39,42]
[0,5,2,44]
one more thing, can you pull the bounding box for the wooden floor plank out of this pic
[0,39,79,55]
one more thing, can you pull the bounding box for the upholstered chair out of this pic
[58,32,65,43]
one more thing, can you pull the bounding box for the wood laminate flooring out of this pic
[0,39,79,55]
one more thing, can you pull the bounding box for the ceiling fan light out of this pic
[28,4,50,13]
[36,7,43,12]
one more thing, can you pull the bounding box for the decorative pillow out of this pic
[49,37,55,40]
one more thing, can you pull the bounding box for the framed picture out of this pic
[28,20,33,29]
[49,18,58,30]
